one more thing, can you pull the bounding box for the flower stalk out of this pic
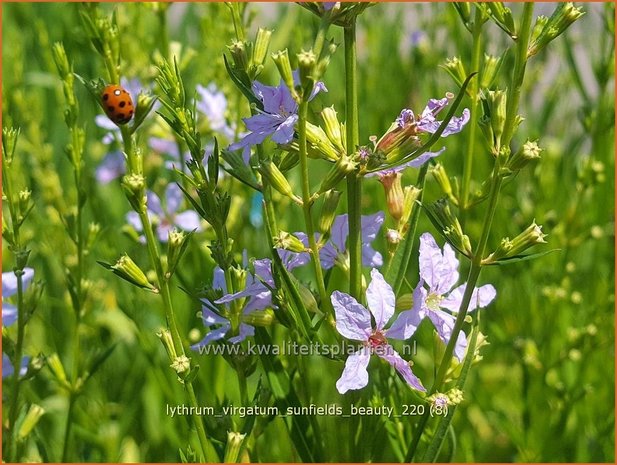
[344,21,362,300]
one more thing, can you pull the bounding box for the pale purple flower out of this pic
[96,151,126,184]
[2,268,34,327]
[414,97,470,137]
[191,248,308,347]
[320,212,385,270]
[332,269,425,394]
[391,233,496,361]
[2,268,34,378]
[229,72,327,163]
[365,147,446,178]
[323,2,337,10]
[3,353,29,379]
[126,184,202,242]
[196,83,236,140]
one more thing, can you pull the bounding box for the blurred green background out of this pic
[2,2,614,462]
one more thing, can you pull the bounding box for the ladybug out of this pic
[101,84,134,125]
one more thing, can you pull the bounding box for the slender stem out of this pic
[61,396,77,462]
[7,271,25,462]
[158,6,170,60]
[502,3,534,147]
[298,100,330,314]
[344,22,362,300]
[460,7,483,216]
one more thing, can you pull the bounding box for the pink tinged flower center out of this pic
[368,330,387,348]
[426,292,443,311]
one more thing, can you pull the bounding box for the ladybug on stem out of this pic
[101,84,134,125]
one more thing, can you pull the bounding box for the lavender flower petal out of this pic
[174,211,202,231]
[366,269,395,330]
[336,348,371,394]
[440,283,497,313]
[376,345,426,391]
[331,291,372,341]
[96,151,126,184]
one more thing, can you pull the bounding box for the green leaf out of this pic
[221,149,262,191]
[485,248,561,265]
[223,55,263,109]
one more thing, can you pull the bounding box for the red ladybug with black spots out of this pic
[101,84,134,125]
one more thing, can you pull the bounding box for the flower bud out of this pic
[228,40,249,72]
[386,228,402,245]
[87,222,101,249]
[480,54,502,89]
[52,42,71,79]
[132,91,158,131]
[251,28,272,76]
[320,106,345,152]
[480,89,507,149]
[507,140,542,171]
[486,3,515,36]
[446,387,464,405]
[166,229,191,279]
[243,309,275,326]
[17,404,45,441]
[157,328,178,361]
[105,254,157,292]
[121,173,146,211]
[528,3,585,58]
[296,284,320,314]
[375,109,422,165]
[318,189,342,238]
[424,199,472,257]
[272,49,295,97]
[18,189,32,217]
[441,56,467,88]
[274,231,308,253]
[224,432,247,463]
[2,127,20,165]
[492,222,547,263]
[305,122,340,161]
[170,355,191,375]
[297,49,317,100]
[47,353,69,388]
[378,172,405,221]
[400,185,422,226]
[318,154,357,194]
[430,163,453,199]
[258,160,302,205]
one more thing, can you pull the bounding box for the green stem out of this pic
[158,7,170,60]
[61,395,77,462]
[502,3,534,147]
[7,270,25,462]
[298,100,330,314]
[460,6,483,216]
[344,22,362,300]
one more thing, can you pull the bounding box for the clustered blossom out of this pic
[332,269,425,394]
[229,73,327,163]
[126,183,202,243]
[2,269,34,378]
[191,246,309,347]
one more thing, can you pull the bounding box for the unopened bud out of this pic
[480,54,502,89]
[305,122,340,161]
[446,387,464,405]
[2,127,20,165]
[258,160,302,205]
[272,49,295,96]
[132,91,158,131]
[167,229,191,279]
[170,355,191,374]
[17,404,45,441]
[107,254,157,291]
[507,140,542,171]
[274,231,307,253]
[484,221,547,264]
[320,106,345,152]
[121,173,146,211]
[224,432,247,463]
[379,172,405,221]
[228,40,249,71]
[400,185,422,226]
[480,89,507,149]
[157,328,178,361]
[528,3,585,58]
[424,198,472,256]
[318,154,357,194]
[297,49,317,99]
[318,189,342,238]
[243,309,275,326]
[430,163,453,198]
[52,42,71,78]
[441,56,467,88]
[252,28,272,72]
